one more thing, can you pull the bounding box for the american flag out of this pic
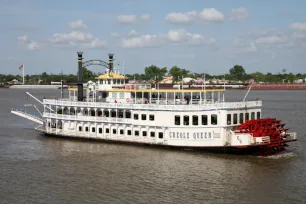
[18,64,24,70]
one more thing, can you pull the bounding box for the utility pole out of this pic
[61,70,63,98]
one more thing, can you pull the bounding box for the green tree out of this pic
[144,65,168,81]
[169,66,181,82]
[229,65,246,81]
[250,72,265,82]
[169,66,190,82]
[82,68,96,82]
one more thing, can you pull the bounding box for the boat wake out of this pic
[259,151,297,159]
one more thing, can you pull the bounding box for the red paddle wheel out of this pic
[235,118,289,156]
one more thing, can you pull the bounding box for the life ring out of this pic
[126,98,131,103]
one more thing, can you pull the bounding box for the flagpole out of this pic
[23,64,25,85]
[204,73,206,103]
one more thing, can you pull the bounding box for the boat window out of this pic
[104,110,109,117]
[85,127,89,132]
[192,115,198,126]
[111,110,116,118]
[90,110,95,116]
[134,114,138,120]
[118,110,124,118]
[125,111,131,118]
[120,129,124,135]
[233,114,238,124]
[106,128,109,134]
[92,127,96,132]
[239,113,244,124]
[251,112,255,120]
[211,114,218,125]
[175,116,180,125]
[245,113,249,121]
[113,129,116,134]
[79,126,82,131]
[183,116,189,126]
[119,93,124,99]
[149,114,154,121]
[135,130,139,136]
[227,114,231,125]
[99,128,102,134]
[150,132,155,137]
[142,131,147,136]
[159,132,163,139]
[141,114,146,120]
[257,112,261,119]
[108,79,111,84]
[202,115,208,125]
[127,130,131,135]
[97,110,102,117]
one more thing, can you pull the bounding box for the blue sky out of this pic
[1,0,306,76]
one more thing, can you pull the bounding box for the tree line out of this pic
[1,65,305,84]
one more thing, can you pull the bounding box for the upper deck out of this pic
[43,98,262,111]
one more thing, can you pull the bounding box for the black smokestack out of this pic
[108,53,114,72]
[77,52,83,101]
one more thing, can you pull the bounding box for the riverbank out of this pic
[248,83,306,90]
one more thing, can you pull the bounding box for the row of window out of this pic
[62,109,156,121]
[227,112,260,125]
[174,114,218,126]
[78,126,163,138]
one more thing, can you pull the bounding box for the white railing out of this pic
[44,99,262,111]
[285,132,297,140]
[43,113,129,123]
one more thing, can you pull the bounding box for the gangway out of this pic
[11,110,44,125]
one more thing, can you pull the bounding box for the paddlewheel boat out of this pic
[11,53,297,156]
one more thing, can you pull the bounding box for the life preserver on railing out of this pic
[126,98,131,103]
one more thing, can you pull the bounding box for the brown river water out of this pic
[0,88,305,204]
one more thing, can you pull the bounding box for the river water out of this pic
[0,89,305,204]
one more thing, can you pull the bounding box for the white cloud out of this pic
[27,41,40,50]
[117,15,137,24]
[122,34,161,48]
[290,22,306,32]
[17,35,40,50]
[140,14,151,21]
[167,29,215,45]
[233,39,257,53]
[165,11,197,25]
[111,32,120,38]
[198,8,224,23]
[17,35,28,42]
[68,20,87,29]
[230,7,248,21]
[50,31,93,43]
[292,32,306,40]
[49,31,106,48]
[8,56,18,61]
[255,35,287,45]
[122,29,215,48]
[128,29,137,37]
[240,29,282,38]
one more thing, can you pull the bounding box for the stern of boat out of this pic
[231,118,297,156]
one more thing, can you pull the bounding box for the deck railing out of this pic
[43,113,129,123]
[43,99,262,111]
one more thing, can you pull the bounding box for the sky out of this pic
[1,0,306,76]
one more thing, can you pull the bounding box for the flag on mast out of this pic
[18,64,25,84]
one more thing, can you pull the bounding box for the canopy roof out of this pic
[96,71,128,80]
